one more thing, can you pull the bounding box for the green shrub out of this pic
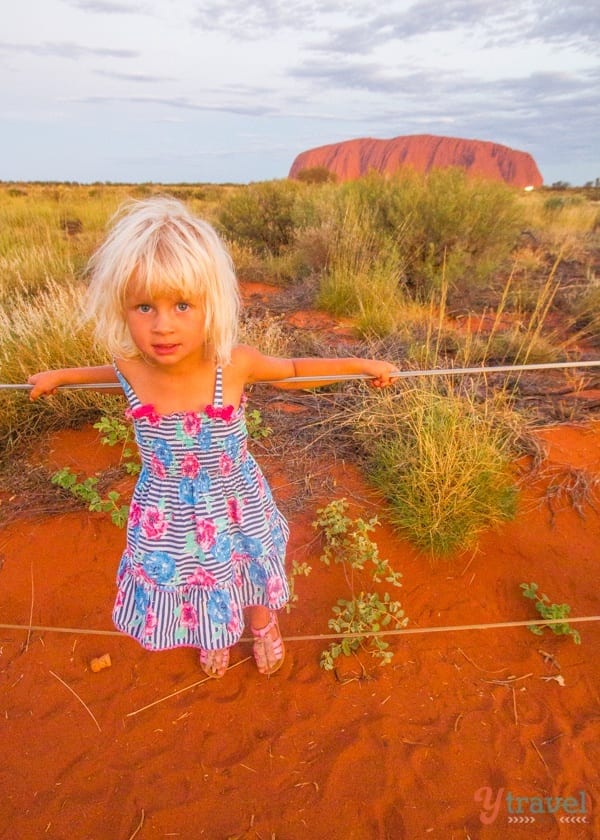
[358,385,519,555]
[332,169,524,304]
[217,180,307,256]
[295,166,337,185]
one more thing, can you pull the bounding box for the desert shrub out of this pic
[217,180,314,257]
[295,166,337,185]
[319,170,525,307]
[352,384,519,555]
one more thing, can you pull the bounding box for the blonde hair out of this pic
[84,196,240,365]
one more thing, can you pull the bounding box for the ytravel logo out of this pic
[474,787,589,825]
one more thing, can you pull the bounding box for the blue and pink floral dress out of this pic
[112,363,290,652]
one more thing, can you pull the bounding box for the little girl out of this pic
[29,196,396,678]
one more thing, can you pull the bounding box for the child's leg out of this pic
[249,605,285,675]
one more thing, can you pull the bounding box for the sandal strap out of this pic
[251,613,277,638]
[251,612,285,674]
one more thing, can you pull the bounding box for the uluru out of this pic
[289,134,543,188]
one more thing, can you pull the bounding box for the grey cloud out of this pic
[0,40,138,59]
[189,0,366,39]
[77,94,275,117]
[312,0,598,55]
[64,0,149,13]
[94,69,175,83]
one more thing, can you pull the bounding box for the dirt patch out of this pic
[1,415,599,838]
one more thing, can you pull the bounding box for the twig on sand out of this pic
[481,673,532,685]
[49,669,102,732]
[24,561,34,653]
[126,656,251,718]
[127,810,145,840]
[530,739,551,775]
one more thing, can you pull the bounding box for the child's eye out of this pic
[176,302,190,312]
[137,303,152,313]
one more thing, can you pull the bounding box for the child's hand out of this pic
[363,360,398,388]
[28,371,65,400]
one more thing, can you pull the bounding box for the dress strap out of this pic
[213,365,223,407]
[113,360,139,406]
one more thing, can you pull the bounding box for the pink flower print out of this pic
[141,506,168,540]
[114,589,124,608]
[219,452,233,477]
[256,472,265,496]
[182,412,202,437]
[126,404,161,426]
[181,453,200,479]
[227,497,243,525]
[150,453,167,479]
[128,501,142,528]
[195,517,217,551]
[186,566,217,588]
[226,602,241,634]
[233,570,243,588]
[144,604,158,637]
[266,575,285,607]
[180,601,199,630]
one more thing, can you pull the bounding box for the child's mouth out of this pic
[152,344,179,355]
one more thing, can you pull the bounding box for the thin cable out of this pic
[1,614,598,642]
[2,359,600,391]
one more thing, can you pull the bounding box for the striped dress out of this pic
[112,363,290,652]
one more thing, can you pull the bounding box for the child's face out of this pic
[124,281,207,368]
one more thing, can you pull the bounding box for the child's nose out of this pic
[153,308,174,332]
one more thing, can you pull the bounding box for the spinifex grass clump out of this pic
[0,279,120,456]
[313,498,407,669]
[316,204,408,337]
[356,384,519,556]
[520,582,581,644]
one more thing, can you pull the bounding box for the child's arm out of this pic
[236,346,398,390]
[28,365,119,400]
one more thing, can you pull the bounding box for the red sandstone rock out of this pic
[289,134,543,188]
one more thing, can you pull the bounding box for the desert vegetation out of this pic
[0,173,598,557]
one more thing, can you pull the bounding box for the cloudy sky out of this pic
[2,0,598,185]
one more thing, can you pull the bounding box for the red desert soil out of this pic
[1,297,599,838]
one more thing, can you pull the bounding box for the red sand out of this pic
[1,415,599,839]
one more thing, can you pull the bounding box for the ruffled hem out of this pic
[112,549,290,651]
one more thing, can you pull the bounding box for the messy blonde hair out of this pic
[84,196,240,365]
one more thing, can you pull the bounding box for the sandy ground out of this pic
[1,280,600,839]
[0,407,599,839]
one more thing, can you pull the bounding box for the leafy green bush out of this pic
[313,498,406,669]
[331,169,524,303]
[218,180,310,256]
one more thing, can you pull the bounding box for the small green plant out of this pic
[50,413,138,527]
[313,498,407,670]
[51,466,129,528]
[286,559,312,611]
[245,408,272,440]
[520,582,581,644]
[93,415,140,474]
